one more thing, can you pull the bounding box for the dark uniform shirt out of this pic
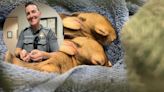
[16,25,59,52]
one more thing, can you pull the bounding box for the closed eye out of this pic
[79,17,86,22]
[71,41,81,48]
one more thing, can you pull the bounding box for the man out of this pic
[15,2,60,62]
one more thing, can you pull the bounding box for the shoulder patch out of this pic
[41,27,51,38]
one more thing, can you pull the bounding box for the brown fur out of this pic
[6,37,111,74]
[61,12,117,46]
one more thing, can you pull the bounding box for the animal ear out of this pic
[59,45,75,55]
[62,17,82,30]
[94,25,117,41]
[94,26,109,36]
[59,40,77,55]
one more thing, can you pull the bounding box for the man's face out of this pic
[25,4,41,27]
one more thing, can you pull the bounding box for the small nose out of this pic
[91,55,106,65]
[29,13,33,18]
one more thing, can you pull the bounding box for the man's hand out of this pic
[30,50,43,61]
[20,49,30,62]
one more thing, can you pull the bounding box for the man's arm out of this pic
[30,40,78,61]
[15,30,31,62]
[29,50,57,61]
[15,47,31,62]
[48,30,59,52]
[15,31,24,57]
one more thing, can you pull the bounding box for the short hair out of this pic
[25,2,39,11]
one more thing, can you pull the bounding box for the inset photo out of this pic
[3,2,63,54]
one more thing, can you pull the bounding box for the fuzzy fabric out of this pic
[0,0,129,92]
[121,0,164,92]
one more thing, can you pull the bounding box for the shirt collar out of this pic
[30,25,43,34]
